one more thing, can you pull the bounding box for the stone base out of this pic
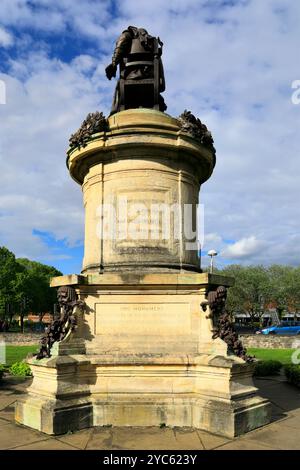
[16,392,270,438]
[93,395,271,438]
[15,353,271,438]
[15,273,272,438]
[16,397,93,435]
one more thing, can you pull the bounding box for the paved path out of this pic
[0,376,299,450]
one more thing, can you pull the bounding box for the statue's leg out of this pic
[110,81,120,115]
[159,94,167,112]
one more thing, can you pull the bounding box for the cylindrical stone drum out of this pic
[67,109,215,274]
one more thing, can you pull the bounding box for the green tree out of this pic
[268,265,300,318]
[0,246,62,332]
[221,265,271,326]
[15,259,62,330]
[0,246,23,322]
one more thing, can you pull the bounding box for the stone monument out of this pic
[15,27,271,437]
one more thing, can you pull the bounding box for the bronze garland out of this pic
[201,285,253,362]
[36,286,84,359]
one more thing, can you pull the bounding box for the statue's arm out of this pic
[112,31,132,66]
[106,31,132,80]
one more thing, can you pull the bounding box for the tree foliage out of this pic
[0,246,62,326]
[0,247,23,316]
[220,264,300,322]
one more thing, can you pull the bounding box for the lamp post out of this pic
[208,249,218,273]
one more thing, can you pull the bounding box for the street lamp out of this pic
[208,249,218,273]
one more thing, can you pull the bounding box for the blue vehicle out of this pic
[261,321,300,335]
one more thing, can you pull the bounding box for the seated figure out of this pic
[105,26,167,114]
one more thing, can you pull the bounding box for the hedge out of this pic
[254,360,282,376]
[9,362,32,377]
[0,364,5,381]
[284,364,300,387]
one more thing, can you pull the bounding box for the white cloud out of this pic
[221,236,267,259]
[0,52,110,263]
[0,0,300,271]
[0,26,13,47]
[203,232,223,250]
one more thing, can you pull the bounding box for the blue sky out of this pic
[0,0,300,274]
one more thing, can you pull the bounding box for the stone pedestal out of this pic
[16,109,271,437]
[68,109,214,274]
[16,273,271,437]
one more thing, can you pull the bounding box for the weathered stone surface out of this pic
[173,428,204,450]
[14,438,79,450]
[0,396,18,410]
[196,430,231,450]
[254,380,300,412]
[0,405,16,422]
[0,423,48,450]
[0,418,10,428]
[56,428,94,449]
[110,427,180,450]
[67,109,215,274]
[84,428,113,450]
[50,274,85,288]
[242,334,299,349]
[242,422,300,450]
[16,273,271,438]
[216,439,276,450]
[3,373,298,449]
[0,332,40,345]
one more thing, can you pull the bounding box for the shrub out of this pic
[284,364,300,387]
[254,360,282,376]
[9,361,32,377]
[0,364,5,380]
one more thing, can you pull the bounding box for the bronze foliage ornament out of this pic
[69,111,109,150]
[178,110,216,154]
[36,286,85,359]
[201,286,253,362]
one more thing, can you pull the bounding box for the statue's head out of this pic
[138,28,149,37]
[127,26,149,38]
[216,286,227,301]
[57,286,77,306]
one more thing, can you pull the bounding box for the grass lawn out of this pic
[248,347,296,364]
[4,345,38,367]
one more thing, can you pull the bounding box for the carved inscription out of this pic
[95,301,191,336]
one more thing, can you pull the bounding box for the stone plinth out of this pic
[16,273,271,437]
[67,109,215,274]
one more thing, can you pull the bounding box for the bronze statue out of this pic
[36,286,83,359]
[105,26,167,114]
[201,286,253,362]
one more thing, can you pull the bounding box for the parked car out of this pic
[260,321,300,335]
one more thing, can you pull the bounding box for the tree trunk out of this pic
[20,314,24,333]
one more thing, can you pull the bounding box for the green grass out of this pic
[248,348,296,365]
[4,345,38,367]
